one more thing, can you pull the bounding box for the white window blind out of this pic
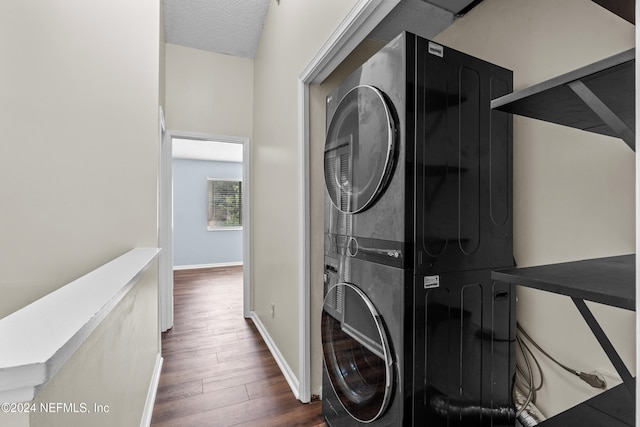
[208,179,242,230]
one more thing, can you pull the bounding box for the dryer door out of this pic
[321,282,393,423]
[324,85,396,214]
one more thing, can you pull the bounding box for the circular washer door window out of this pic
[324,85,396,214]
[321,282,393,423]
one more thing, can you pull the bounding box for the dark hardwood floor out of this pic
[150,266,325,427]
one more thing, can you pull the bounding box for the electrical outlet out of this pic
[591,370,616,388]
[270,303,275,318]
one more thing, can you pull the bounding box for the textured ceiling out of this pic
[162,0,481,59]
[163,0,270,58]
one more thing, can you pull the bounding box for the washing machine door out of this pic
[324,85,396,214]
[322,282,393,423]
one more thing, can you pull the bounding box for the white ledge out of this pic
[0,248,160,403]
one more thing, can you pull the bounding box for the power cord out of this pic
[514,325,544,417]
[516,323,607,390]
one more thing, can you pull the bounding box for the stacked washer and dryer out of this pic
[321,32,517,426]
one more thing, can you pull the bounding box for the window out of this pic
[208,179,242,230]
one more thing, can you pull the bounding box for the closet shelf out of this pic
[492,255,635,426]
[492,254,635,310]
[491,49,635,150]
[591,0,635,24]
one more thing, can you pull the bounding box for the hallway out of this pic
[150,266,325,426]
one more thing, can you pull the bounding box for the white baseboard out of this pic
[173,261,243,271]
[140,353,163,427]
[249,311,300,399]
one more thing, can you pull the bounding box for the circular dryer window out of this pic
[324,85,396,214]
[321,282,393,423]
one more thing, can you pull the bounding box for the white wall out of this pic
[164,44,254,137]
[0,0,162,424]
[434,0,635,417]
[251,0,360,394]
[0,0,161,319]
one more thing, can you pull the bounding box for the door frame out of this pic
[159,129,251,332]
[296,0,401,402]
[158,108,172,332]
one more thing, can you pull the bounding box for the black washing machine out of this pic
[322,251,408,426]
[323,31,514,273]
[411,269,516,426]
[322,251,515,426]
[322,32,517,426]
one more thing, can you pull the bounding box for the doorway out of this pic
[159,131,251,332]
